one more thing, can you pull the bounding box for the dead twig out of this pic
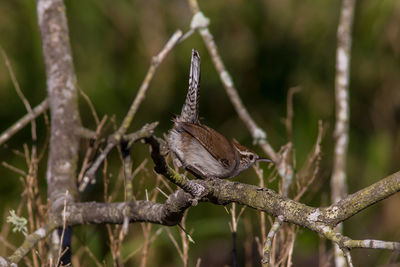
[79,29,183,191]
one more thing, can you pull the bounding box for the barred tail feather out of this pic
[178,49,201,123]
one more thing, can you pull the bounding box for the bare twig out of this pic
[179,211,190,267]
[7,222,58,265]
[123,228,163,263]
[343,239,400,250]
[262,215,284,266]
[331,0,355,208]
[342,249,353,267]
[285,87,301,142]
[83,246,103,267]
[294,121,324,201]
[331,0,356,266]
[254,165,268,262]
[77,115,108,184]
[119,30,181,133]
[166,227,184,261]
[187,0,277,159]
[79,122,159,191]
[195,258,202,267]
[138,172,162,267]
[2,162,27,176]
[122,142,134,201]
[78,86,100,125]
[0,47,38,153]
[79,29,183,191]
[228,203,246,267]
[0,99,48,146]
[56,191,69,267]
[186,1,299,211]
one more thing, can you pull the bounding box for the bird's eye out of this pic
[249,155,254,160]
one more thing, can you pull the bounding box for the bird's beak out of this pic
[257,157,273,163]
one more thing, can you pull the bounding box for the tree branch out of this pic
[3,147,400,265]
[146,135,400,231]
[332,0,356,265]
[37,0,81,211]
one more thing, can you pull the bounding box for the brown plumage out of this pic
[167,49,270,179]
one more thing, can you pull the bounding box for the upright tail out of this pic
[178,49,201,123]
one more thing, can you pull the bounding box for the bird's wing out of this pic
[179,122,236,168]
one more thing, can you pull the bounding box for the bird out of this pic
[167,49,270,180]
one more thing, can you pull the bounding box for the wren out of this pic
[168,49,270,179]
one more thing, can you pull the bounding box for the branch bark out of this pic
[36,0,81,262]
[332,0,356,265]
[37,0,81,211]
[3,159,400,265]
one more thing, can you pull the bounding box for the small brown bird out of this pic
[167,49,270,179]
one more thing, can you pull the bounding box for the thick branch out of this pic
[65,191,192,226]
[37,0,81,211]
[146,136,400,231]
[1,190,193,266]
[327,170,400,224]
[4,165,400,265]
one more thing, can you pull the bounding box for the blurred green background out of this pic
[1,0,400,266]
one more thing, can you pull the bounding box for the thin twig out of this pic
[180,211,190,267]
[122,228,163,264]
[79,122,159,191]
[2,162,27,176]
[56,191,69,267]
[187,0,277,159]
[342,248,354,267]
[139,177,162,267]
[187,1,298,213]
[79,30,182,191]
[0,47,37,152]
[262,215,284,266]
[82,246,103,267]
[166,227,184,261]
[195,258,202,267]
[0,99,48,146]
[254,165,268,261]
[77,115,108,184]
[78,86,100,125]
[228,203,246,267]
[7,222,58,264]
[285,87,301,142]
[118,29,182,133]
[294,121,324,201]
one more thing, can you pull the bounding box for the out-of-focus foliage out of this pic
[0,0,399,266]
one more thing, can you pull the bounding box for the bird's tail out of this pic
[178,49,201,123]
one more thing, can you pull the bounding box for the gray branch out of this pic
[37,0,81,211]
